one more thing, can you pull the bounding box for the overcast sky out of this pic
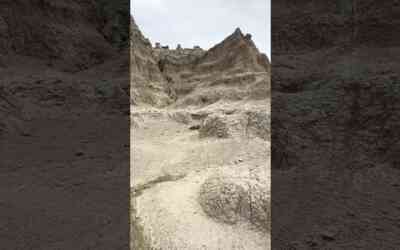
[131,0,270,59]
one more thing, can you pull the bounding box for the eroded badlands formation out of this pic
[0,1,130,248]
[131,16,271,249]
[271,1,400,249]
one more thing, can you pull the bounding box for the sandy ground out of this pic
[131,104,270,249]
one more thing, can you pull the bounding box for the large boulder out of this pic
[199,171,270,231]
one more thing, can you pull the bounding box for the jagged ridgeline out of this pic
[95,0,130,48]
[131,15,271,107]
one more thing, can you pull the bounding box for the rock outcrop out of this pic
[1,1,130,249]
[0,0,130,134]
[272,1,400,249]
[0,0,130,72]
[199,171,270,231]
[130,17,173,107]
[130,21,270,108]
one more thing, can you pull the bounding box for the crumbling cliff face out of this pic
[0,0,129,72]
[0,0,130,125]
[153,46,206,76]
[273,0,400,53]
[131,21,270,108]
[95,0,130,48]
[1,1,130,249]
[272,1,400,249]
[130,17,172,107]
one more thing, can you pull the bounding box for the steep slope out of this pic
[171,28,271,107]
[130,22,271,108]
[1,1,130,249]
[196,28,270,74]
[273,0,400,53]
[1,0,130,134]
[271,1,400,249]
[0,0,118,72]
[130,17,172,107]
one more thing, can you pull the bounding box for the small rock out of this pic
[21,131,32,137]
[305,240,318,247]
[75,151,84,157]
[189,124,201,130]
[320,230,336,241]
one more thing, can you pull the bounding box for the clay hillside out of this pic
[131,15,271,250]
[272,1,400,249]
[0,0,130,134]
[0,1,130,249]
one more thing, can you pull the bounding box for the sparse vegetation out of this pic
[95,0,130,48]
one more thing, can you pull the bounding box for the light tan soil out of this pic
[131,102,270,249]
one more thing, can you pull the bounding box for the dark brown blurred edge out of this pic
[271,1,400,249]
[0,1,130,249]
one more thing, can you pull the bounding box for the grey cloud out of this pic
[131,0,270,58]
